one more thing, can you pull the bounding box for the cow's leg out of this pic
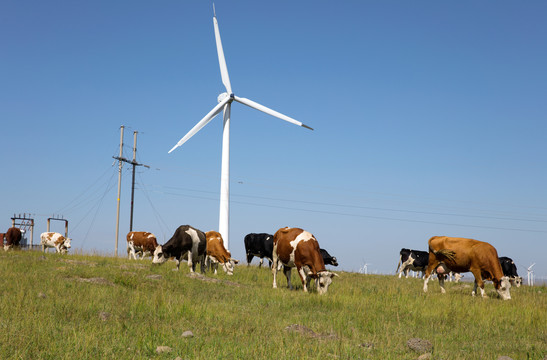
[187,251,194,273]
[283,265,293,290]
[246,252,253,267]
[423,258,440,293]
[258,257,263,268]
[297,267,308,292]
[199,255,206,274]
[470,269,486,298]
[438,274,446,294]
[174,257,181,271]
[272,253,278,289]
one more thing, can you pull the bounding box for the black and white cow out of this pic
[244,233,274,268]
[396,248,429,278]
[499,256,522,287]
[320,248,338,267]
[152,225,206,273]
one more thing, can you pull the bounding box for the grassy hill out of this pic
[0,250,545,359]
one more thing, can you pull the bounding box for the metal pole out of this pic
[47,218,50,232]
[115,125,125,256]
[65,220,68,238]
[129,131,137,232]
[30,219,34,247]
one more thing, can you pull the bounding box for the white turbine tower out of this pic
[527,263,536,286]
[359,262,371,275]
[169,6,313,250]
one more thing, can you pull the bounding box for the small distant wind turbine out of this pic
[359,262,371,275]
[168,5,313,250]
[527,263,536,286]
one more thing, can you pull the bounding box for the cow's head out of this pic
[315,271,338,295]
[152,245,168,265]
[510,276,522,288]
[64,238,72,249]
[330,257,339,266]
[497,276,512,300]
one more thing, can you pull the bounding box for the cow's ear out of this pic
[329,272,339,278]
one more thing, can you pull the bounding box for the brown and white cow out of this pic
[423,236,511,300]
[126,231,159,260]
[4,227,22,251]
[40,232,72,254]
[205,231,239,275]
[272,227,338,295]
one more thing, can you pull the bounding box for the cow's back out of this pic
[166,225,206,256]
[428,236,503,277]
[274,227,324,270]
[127,231,158,252]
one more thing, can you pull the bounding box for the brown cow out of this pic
[4,227,22,251]
[423,236,511,300]
[127,231,159,260]
[272,227,338,295]
[205,231,239,275]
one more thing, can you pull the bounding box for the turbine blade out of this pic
[213,15,232,94]
[168,97,231,153]
[233,95,313,130]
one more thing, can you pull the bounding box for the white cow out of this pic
[40,232,71,253]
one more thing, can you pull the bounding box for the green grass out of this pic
[0,250,545,359]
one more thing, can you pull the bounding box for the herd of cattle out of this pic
[1,224,523,299]
[0,227,72,253]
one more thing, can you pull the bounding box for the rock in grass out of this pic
[37,292,47,299]
[418,353,432,360]
[181,330,194,338]
[407,338,433,353]
[155,346,172,354]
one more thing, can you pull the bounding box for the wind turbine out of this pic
[359,262,371,275]
[527,263,535,286]
[168,5,313,250]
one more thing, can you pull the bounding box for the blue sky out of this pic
[2,1,546,280]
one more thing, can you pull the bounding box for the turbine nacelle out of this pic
[217,92,234,104]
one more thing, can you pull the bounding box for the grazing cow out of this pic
[320,248,338,267]
[423,236,511,300]
[126,231,159,260]
[244,233,274,267]
[205,231,239,275]
[396,248,429,278]
[40,232,72,253]
[499,256,522,287]
[152,225,206,273]
[4,227,22,251]
[272,227,338,295]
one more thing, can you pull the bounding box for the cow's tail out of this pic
[395,255,402,273]
[433,249,456,262]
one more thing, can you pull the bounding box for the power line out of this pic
[140,183,547,224]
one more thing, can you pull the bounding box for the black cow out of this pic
[499,256,522,287]
[244,233,274,268]
[320,248,338,266]
[396,248,429,278]
[152,225,206,273]
[4,227,22,251]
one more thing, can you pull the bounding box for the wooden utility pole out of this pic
[113,125,125,256]
[112,127,150,256]
[129,131,149,232]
